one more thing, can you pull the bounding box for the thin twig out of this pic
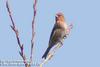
[40,40,64,67]
[6,1,28,67]
[40,23,73,67]
[29,0,37,65]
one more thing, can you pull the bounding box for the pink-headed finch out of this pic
[42,12,72,59]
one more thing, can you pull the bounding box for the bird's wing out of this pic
[49,24,62,46]
[48,24,57,45]
[50,24,57,38]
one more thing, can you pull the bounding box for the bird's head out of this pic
[55,12,65,23]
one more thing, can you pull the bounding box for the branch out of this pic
[29,0,37,66]
[40,23,73,67]
[6,1,28,67]
[39,40,64,67]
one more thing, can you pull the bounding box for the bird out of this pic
[42,12,70,59]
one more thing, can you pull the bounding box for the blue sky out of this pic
[0,0,100,67]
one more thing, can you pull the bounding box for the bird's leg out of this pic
[59,40,63,45]
[58,41,63,48]
[58,38,64,47]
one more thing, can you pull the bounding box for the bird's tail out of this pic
[42,46,52,59]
